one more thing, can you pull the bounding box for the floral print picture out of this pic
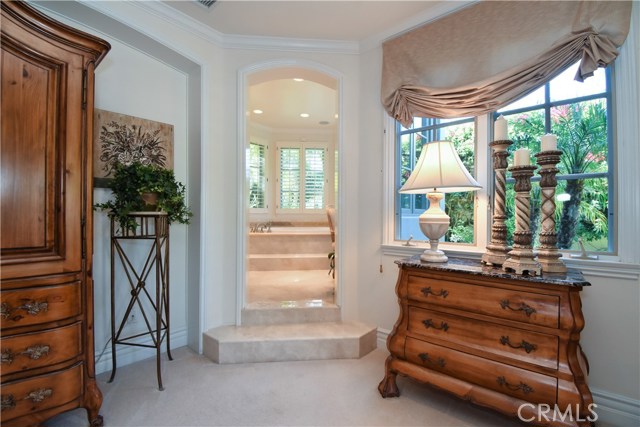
[93,109,174,187]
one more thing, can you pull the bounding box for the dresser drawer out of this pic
[1,322,82,376]
[407,275,560,328]
[408,307,559,369]
[0,363,82,421]
[0,282,81,329]
[405,337,557,405]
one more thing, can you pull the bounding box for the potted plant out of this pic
[95,162,193,231]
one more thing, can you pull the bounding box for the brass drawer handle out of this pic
[0,300,49,321]
[420,287,449,298]
[26,388,53,403]
[1,345,50,365]
[500,336,537,353]
[422,319,449,332]
[496,376,534,395]
[418,352,446,368]
[499,299,536,317]
[0,388,52,412]
[1,395,16,411]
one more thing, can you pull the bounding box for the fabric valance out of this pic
[382,1,632,127]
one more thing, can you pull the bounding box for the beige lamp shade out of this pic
[399,140,481,194]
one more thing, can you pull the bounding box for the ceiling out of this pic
[161,1,466,131]
[162,1,448,41]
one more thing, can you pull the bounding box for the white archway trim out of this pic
[236,59,345,324]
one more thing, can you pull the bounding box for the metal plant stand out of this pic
[108,212,172,390]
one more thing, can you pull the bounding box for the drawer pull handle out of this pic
[26,388,53,403]
[1,349,13,365]
[418,352,446,368]
[496,376,534,395]
[1,395,16,411]
[0,300,48,321]
[421,287,449,298]
[0,345,50,365]
[422,319,449,332]
[499,299,536,317]
[500,336,537,353]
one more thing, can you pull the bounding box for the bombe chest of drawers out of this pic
[379,256,593,427]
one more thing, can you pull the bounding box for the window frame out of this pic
[383,65,621,261]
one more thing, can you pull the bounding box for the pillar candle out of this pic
[514,148,530,166]
[541,133,557,152]
[495,115,508,141]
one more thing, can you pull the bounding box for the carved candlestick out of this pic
[535,150,567,273]
[503,165,542,276]
[482,140,513,266]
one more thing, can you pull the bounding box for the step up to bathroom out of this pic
[203,321,377,364]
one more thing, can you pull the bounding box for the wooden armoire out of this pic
[1,1,110,426]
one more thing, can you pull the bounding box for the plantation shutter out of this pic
[304,148,325,209]
[248,143,266,209]
[279,147,300,209]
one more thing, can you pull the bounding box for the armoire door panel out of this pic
[0,26,83,280]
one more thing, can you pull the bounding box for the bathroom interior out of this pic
[246,67,339,309]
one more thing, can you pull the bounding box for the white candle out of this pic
[495,115,508,141]
[541,133,557,152]
[514,148,530,166]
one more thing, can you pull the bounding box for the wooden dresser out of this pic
[379,256,593,427]
[1,1,110,426]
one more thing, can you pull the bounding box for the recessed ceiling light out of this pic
[293,78,304,82]
[334,113,339,119]
[253,109,263,114]
[300,113,310,118]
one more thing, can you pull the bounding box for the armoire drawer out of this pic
[0,363,83,421]
[405,337,558,405]
[406,275,560,328]
[0,282,81,329]
[0,322,82,376]
[408,306,559,369]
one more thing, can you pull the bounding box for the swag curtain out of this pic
[382,1,632,127]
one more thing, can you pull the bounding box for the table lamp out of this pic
[399,140,481,262]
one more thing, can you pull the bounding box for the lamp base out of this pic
[420,249,448,263]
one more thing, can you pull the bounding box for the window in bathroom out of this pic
[248,142,267,210]
[277,142,327,212]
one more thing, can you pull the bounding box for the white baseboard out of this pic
[94,327,188,375]
[377,327,390,350]
[591,388,640,427]
[374,327,639,426]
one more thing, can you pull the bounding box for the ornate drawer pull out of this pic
[1,349,13,364]
[418,352,446,368]
[0,388,52,411]
[499,299,536,317]
[0,300,48,321]
[26,388,53,403]
[422,319,449,332]
[1,395,16,411]
[496,376,534,395]
[500,336,537,353]
[1,345,50,365]
[420,287,449,298]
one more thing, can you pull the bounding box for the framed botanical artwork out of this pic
[93,109,174,188]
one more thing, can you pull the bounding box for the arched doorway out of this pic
[237,61,342,323]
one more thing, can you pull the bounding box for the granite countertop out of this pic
[396,255,590,287]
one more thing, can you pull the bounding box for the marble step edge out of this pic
[203,321,378,364]
[241,305,341,326]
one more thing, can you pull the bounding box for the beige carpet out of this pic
[45,348,523,427]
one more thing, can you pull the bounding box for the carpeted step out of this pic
[202,321,377,364]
